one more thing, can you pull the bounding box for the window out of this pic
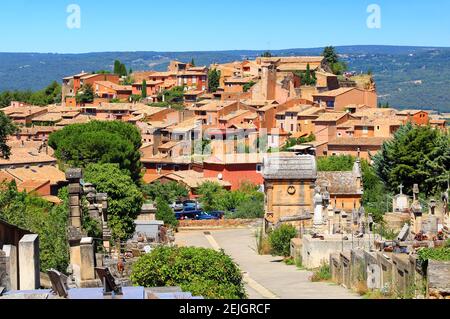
[326,101,335,108]
[256,164,263,173]
[363,126,369,134]
[281,123,284,130]
[291,124,294,132]
[376,126,380,131]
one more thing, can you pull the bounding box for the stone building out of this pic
[262,153,317,228]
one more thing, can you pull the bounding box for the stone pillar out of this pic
[79,237,96,284]
[2,245,18,291]
[66,168,83,230]
[18,234,40,290]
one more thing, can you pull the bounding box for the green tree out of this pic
[130,246,246,299]
[141,80,147,98]
[317,155,356,171]
[113,60,128,77]
[0,182,69,272]
[155,197,179,228]
[0,81,62,107]
[75,83,94,104]
[197,181,225,212]
[261,51,273,57]
[159,86,185,104]
[243,81,256,92]
[84,163,144,241]
[373,123,450,196]
[322,46,339,65]
[281,134,315,151]
[142,181,188,203]
[113,60,121,75]
[322,46,347,75]
[190,58,196,67]
[207,69,221,93]
[0,111,18,159]
[48,121,143,182]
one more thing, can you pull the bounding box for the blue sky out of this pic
[0,0,449,53]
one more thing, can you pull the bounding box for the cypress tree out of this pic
[142,80,147,98]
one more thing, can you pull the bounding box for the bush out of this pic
[311,263,332,282]
[155,197,179,228]
[130,246,246,299]
[233,197,264,219]
[268,224,297,257]
[418,247,450,262]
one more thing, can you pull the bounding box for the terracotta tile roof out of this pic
[164,170,231,189]
[0,144,57,167]
[1,106,46,118]
[95,81,132,91]
[56,114,94,126]
[314,112,348,122]
[396,109,428,115]
[4,165,66,185]
[158,141,181,151]
[166,117,200,133]
[17,180,49,193]
[219,110,251,121]
[184,90,204,96]
[328,137,390,147]
[313,87,355,98]
[31,113,63,122]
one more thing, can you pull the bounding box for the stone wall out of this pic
[328,248,450,299]
[301,234,374,269]
[179,219,261,229]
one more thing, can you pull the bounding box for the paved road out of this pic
[175,228,360,299]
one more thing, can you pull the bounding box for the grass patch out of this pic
[310,263,332,282]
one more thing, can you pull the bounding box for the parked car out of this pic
[183,200,200,210]
[175,210,220,221]
[175,211,201,220]
[171,201,184,212]
[196,212,220,220]
[207,211,225,219]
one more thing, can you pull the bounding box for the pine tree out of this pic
[190,58,195,67]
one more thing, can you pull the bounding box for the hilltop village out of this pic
[0,49,449,300]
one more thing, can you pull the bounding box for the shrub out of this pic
[233,197,264,219]
[311,263,332,282]
[268,224,297,257]
[130,246,246,299]
[155,197,179,228]
[418,247,450,262]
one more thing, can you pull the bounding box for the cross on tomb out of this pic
[398,184,404,195]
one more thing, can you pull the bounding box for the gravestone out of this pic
[397,224,410,242]
[2,245,17,291]
[18,234,40,290]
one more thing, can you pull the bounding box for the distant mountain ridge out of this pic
[0,45,449,112]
